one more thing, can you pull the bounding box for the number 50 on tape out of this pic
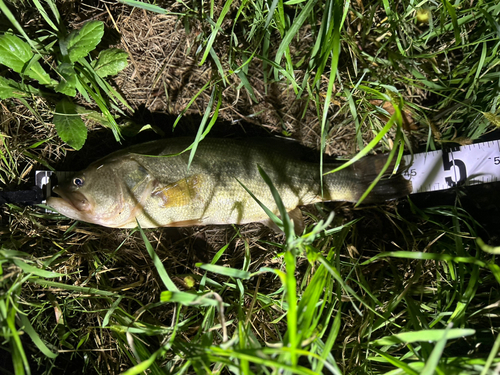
[402,140,500,194]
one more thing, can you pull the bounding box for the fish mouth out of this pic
[47,187,92,221]
[48,186,127,227]
[47,196,81,220]
[52,186,70,201]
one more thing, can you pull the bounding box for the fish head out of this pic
[47,157,154,228]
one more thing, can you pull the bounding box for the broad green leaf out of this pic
[55,63,77,96]
[0,76,28,99]
[0,0,39,54]
[25,56,52,85]
[66,20,104,63]
[0,34,33,72]
[53,99,87,150]
[92,48,128,77]
[0,34,51,84]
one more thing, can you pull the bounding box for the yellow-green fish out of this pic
[47,138,411,230]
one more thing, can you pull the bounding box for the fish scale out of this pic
[47,138,411,229]
[131,139,319,227]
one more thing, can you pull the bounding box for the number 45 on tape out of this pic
[402,140,500,194]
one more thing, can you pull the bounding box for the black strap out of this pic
[0,186,44,206]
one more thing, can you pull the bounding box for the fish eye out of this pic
[73,177,84,187]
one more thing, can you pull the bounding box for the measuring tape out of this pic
[401,140,500,194]
[32,140,500,206]
[35,171,72,205]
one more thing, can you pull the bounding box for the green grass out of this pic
[1,0,500,374]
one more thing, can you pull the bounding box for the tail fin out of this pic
[323,155,412,203]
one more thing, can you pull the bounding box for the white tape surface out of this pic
[402,140,500,194]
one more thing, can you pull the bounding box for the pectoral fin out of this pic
[152,175,202,208]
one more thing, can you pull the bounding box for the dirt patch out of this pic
[88,2,361,154]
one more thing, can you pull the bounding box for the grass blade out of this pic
[372,328,475,346]
[13,259,65,278]
[19,313,58,359]
[421,324,453,375]
[199,0,233,66]
[480,332,500,375]
[318,0,349,191]
[196,263,251,279]
[117,0,183,15]
[370,348,420,375]
[325,111,397,175]
[256,165,294,240]
[137,224,178,292]
[274,0,318,72]
[236,177,283,228]
[187,86,221,170]
[31,0,59,31]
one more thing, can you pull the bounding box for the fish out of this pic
[47,137,412,231]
